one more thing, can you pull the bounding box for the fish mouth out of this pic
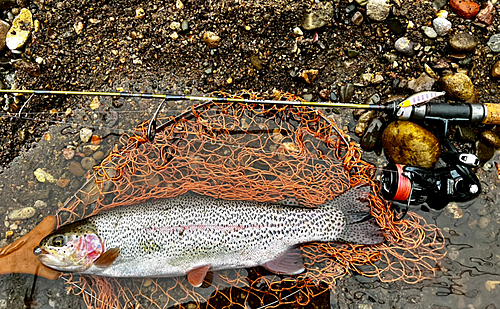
[37,249,88,272]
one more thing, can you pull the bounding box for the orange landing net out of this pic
[56,90,445,309]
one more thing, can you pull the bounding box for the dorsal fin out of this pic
[93,248,120,269]
[187,265,211,287]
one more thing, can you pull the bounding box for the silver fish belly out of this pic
[83,187,382,277]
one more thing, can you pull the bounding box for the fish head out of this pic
[36,220,103,272]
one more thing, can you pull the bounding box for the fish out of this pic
[36,186,384,287]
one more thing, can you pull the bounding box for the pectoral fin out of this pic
[263,247,304,275]
[187,265,211,287]
[93,247,120,269]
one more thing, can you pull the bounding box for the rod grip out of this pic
[483,104,500,124]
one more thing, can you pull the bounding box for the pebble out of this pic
[444,202,463,219]
[292,27,303,37]
[93,150,105,161]
[339,83,355,103]
[56,178,70,188]
[34,168,56,183]
[481,130,500,148]
[135,7,145,19]
[355,0,369,5]
[347,49,359,58]
[476,1,495,26]
[440,73,474,100]
[81,157,96,170]
[422,26,437,39]
[387,19,403,34]
[8,207,36,220]
[449,0,480,19]
[170,21,181,31]
[366,0,390,21]
[34,200,47,208]
[476,140,495,162]
[382,121,441,168]
[361,118,383,151]
[432,0,447,10]
[408,73,435,92]
[301,2,333,30]
[352,12,364,26]
[0,20,9,51]
[250,55,263,70]
[12,59,40,77]
[487,34,500,53]
[202,31,220,48]
[478,216,490,229]
[449,32,478,52]
[355,110,376,136]
[6,8,33,50]
[303,94,313,101]
[298,69,318,84]
[181,20,189,31]
[80,127,93,143]
[68,161,86,177]
[432,18,451,36]
[394,37,415,56]
[62,147,75,160]
[492,60,500,78]
[330,92,338,102]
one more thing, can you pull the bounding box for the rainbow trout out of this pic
[37,186,384,286]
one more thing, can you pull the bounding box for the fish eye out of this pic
[51,235,66,247]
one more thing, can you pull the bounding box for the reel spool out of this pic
[381,162,481,211]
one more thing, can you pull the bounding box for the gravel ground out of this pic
[1,0,500,308]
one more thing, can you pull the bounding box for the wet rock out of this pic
[80,127,93,143]
[339,83,354,103]
[34,168,56,183]
[476,1,495,26]
[449,32,478,52]
[394,37,415,56]
[444,202,463,219]
[81,157,96,170]
[476,140,495,162]
[481,130,500,148]
[6,8,33,50]
[11,59,40,76]
[355,110,376,136]
[68,161,86,177]
[93,150,104,161]
[408,73,435,92]
[492,61,500,78]
[450,0,480,19]
[433,18,451,36]
[352,11,363,26]
[478,216,490,229]
[366,0,390,21]
[347,49,359,58]
[422,26,437,39]
[361,118,383,151]
[34,200,47,208]
[0,20,9,51]
[202,31,220,48]
[487,34,500,53]
[299,69,318,84]
[382,121,441,168]
[301,2,333,30]
[8,207,36,220]
[250,55,263,70]
[440,73,474,100]
[456,125,476,142]
[56,178,70,188]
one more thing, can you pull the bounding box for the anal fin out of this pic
[93,247,120,269]
[187,265,211,287]
[263,247,304,275]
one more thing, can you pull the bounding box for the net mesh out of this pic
[55,90,445,308]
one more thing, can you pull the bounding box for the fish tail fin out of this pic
[334,185,385,245]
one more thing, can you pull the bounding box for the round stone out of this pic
[8,207,36,220]
[366,0,390,21]
[440,73,474,100]
[487,33,500,53]
[394,37,415,56]
[422,26,437,39]
[382,121,441,168]
[432,18,451,36]
[81,157,96,170]
[449,32,478,52]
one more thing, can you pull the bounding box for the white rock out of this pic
[8,207,36,220]
[433,18,451,36]
[366,0,390,21]
[422,26,437,39]
[80,127,93,143]
[292,27,303,37]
